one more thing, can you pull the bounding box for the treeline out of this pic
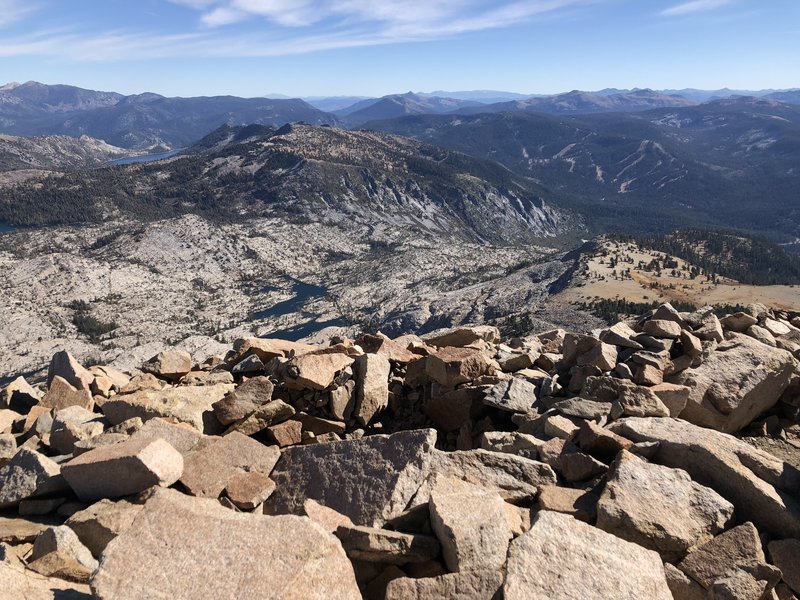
[612,229,800,286]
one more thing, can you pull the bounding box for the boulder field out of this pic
[1,302,800,599]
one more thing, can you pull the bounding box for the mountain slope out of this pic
[0,124,573,244]
[0,133,131,171]
[364,98,800,239]
[337,93,483,125]
[0,82,338,150]
[456,89,699,115]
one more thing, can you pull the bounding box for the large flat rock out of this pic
[414,449,556,504]
[266,429,437,527]
[62,437,183,501]
[609,417,800,539]
[669,333,796,432]
[596,450,733,560]
[91,488,360,600]
[179,431,280,498]
[101,383,234,433]
[504,511,672,599]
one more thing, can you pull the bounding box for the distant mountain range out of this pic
[334,92,484,125]
[0,81,336,150]
[365,96,800,241]
[1,80,799,244]
[3,81,798,151]
[454,89,701,115]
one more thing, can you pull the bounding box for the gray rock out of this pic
[0,448,68,509]
[482,378,537,413]
[429,477,511,572]
[62,437,183,501]
[504,510,673,599]
[91,488,360,600]
[596,451,734,560]
[609,417,800,538]
[266,429,437,527]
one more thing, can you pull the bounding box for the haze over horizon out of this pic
[0,0,797,98]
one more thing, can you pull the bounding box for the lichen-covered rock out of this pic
[266,429,437,527]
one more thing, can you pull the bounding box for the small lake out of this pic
[268,317,348,342]
[252,278,345,341]
[251,280,328,321]
[0,222,17,235]
[107,149,183,166]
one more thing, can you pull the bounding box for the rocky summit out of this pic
[1,302,800,599]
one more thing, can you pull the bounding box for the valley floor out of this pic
[0,215,598,381]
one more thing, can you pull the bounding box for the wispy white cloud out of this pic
[660,0,734,17]
[0,0,605,61]
[0,0,39,28]
[169,0,598,34]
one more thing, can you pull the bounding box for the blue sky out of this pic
[0,0,797,97]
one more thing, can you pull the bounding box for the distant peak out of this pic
[0,82,22,92]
